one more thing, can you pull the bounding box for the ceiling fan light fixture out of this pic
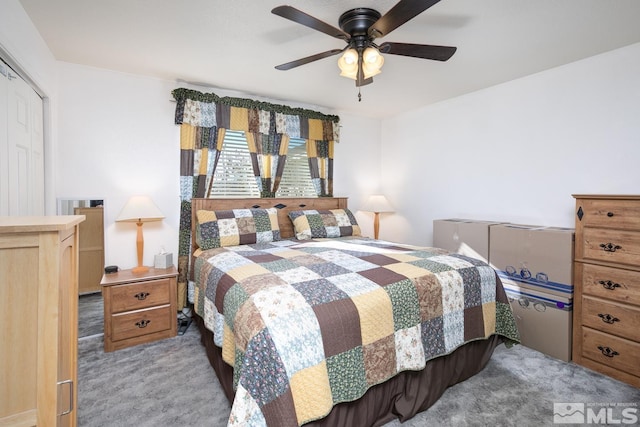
[338,48,359,79]
[362,46,384,78]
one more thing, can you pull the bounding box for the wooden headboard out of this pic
[190,197,348,259]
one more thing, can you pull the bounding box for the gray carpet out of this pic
[78,327,640,427]
[78,326,230,426]
[78,292,104,338]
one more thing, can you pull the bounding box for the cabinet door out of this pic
[0,234,39,423]
[57,228,79,426]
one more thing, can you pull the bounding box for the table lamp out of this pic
[361,194,394,240]
[116,196,164,273]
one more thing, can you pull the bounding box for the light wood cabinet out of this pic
[572,194,640,387]
[74,207,104,294]
[101,267,177,352]
[0,215,85,426]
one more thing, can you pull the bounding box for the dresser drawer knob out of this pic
[599,243,622,252]
[607,212,614,217]
[135,319,151,328]
[597,313,620,324]
[599,280,621,290]
[134,292,150,300]
[597,345,619,358]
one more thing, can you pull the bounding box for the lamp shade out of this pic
[362,47,384,79]
[338,48,359,79]
[361,194,394,213]
[116,196,164,222]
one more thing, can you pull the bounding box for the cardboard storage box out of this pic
[503,281,573,362]
[489,224,574,299]
[433,219,506,263]
[489,223,574,361]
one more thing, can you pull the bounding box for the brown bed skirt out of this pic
[195,314,503,426]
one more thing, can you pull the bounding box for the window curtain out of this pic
[172,88,340,308]
[175,114,225,310]
[247,131,290,198]
[307,139,334,197]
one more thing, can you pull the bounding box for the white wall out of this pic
[332,112,383,238]
[56,63,181,268]
[381,42,640,246]
[55,63,381,268]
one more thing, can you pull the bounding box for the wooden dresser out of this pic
[0,215,84,427]
[572,194,640,387]
[101,266,178,352]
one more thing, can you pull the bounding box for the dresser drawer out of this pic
[110,305,172,342]
[110,278,171,313]
[579,263,640,305]
[578,199,640,230]
[581,228,640,266]
[581,327,640,378]
[582,296,640,342]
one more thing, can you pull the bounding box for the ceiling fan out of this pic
[271,0,457,97]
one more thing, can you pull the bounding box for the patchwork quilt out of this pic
[192,237,520,426]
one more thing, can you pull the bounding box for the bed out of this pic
[189,197,519,426]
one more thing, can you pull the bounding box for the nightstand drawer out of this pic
[581,228,640,266]
[582,296,640,342]
[579,263,640,305]
[582,327,640,378]
[110,305,172,342]
[578,199,640,230]
[110,278,171,312]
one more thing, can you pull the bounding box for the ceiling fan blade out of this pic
[272,6,350,40]
[379,42,456,61]
[369,0,441,38]
[275,49,343,71]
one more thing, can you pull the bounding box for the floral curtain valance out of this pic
[172,88,340,142]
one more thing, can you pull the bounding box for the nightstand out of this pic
[101,266,178,352]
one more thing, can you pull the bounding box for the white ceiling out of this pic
[18,0,640,119]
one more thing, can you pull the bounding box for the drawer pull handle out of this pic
[136,319,151,328]
[599,243,622,252]
[134,292,150,300]
[597,345,619,358]
[598,313,620,324]
[599,280,621,290]
[607,212,614,217]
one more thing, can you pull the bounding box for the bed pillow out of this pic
[289,208,361,240]
[195,208,280,249]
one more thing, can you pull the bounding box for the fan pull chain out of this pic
[358,87,362,102]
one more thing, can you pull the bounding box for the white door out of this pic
[0,63,8,215]
[0,60,45,216]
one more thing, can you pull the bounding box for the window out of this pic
[210,131,316,198]
[277,138,316,197]
[210,130,260,197]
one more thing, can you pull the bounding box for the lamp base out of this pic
[132,265,150,274]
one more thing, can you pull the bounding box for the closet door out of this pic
[1,60,45,216]
[0,63,8,215]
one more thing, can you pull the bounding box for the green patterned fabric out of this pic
[195,208,281,249]
[289,209,360,240]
